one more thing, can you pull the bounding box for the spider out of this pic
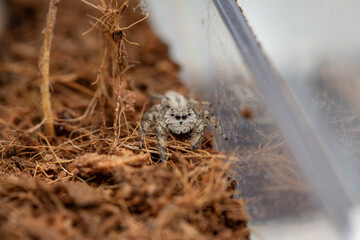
[139,91,227,162]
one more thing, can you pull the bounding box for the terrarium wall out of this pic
[145,0,360,239]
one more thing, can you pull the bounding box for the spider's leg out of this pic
[188,90,196,102]
[155,122,169,163]
[150,94,165,100]
[190,120,207,150]
[139,110,157,149]
[202,109,228,140]
[191,99,212,109]
[199,100,212,108]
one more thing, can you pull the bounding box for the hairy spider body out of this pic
[139,91,227,162]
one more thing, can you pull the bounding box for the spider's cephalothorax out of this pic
[139,91,227,163]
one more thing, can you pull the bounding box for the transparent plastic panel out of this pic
[240,0,360,238]
[144,0,359,239]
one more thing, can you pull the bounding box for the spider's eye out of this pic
[182,115,187,120]
[171,114,174,117]
[188,113,191,116]
[175,116,181,120]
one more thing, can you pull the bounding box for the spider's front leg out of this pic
[155,122,169,163]
[188,93,212,109]
[201,109,228,140]
[139,110,157,150]
[190,120,207,150]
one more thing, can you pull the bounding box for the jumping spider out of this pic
[139,91,227,162]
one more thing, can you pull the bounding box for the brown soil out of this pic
[0,0,249,239]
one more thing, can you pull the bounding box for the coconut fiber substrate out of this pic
[0,0,250,239]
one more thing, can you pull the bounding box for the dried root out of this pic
[39,0,61,137]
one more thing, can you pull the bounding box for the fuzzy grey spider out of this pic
[139,91,227,162]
